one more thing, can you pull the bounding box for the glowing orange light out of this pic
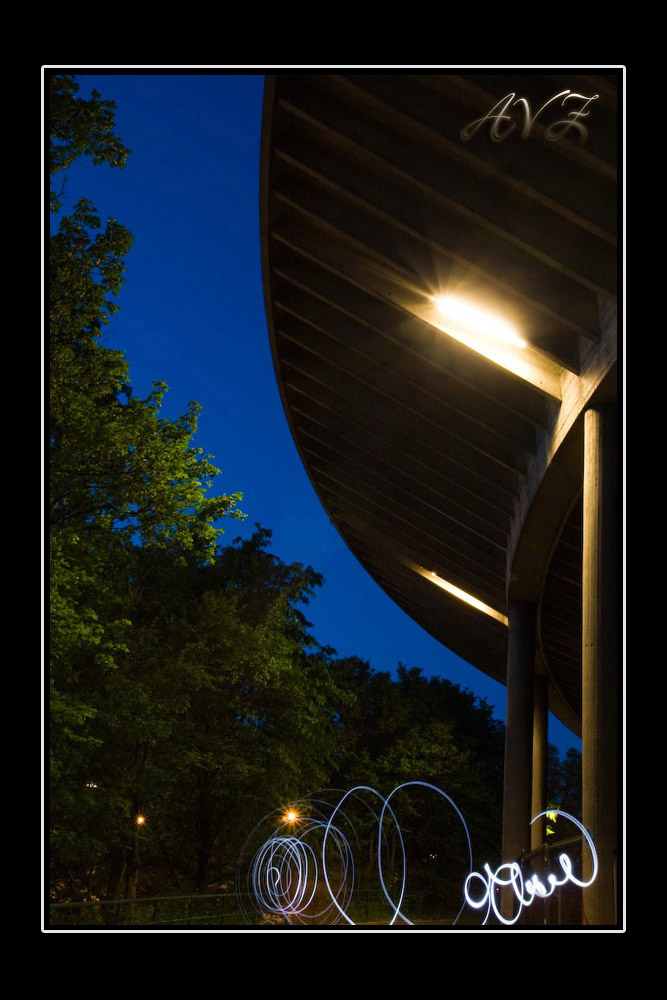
[135,815,146,826]
[284,810,298,824]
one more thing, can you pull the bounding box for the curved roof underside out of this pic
[261,73,617,718]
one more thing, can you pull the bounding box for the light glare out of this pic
[434,296,526,349]
[425,569,508,626]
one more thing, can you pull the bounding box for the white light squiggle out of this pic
[237,792,597,927]
[463,810,598,926]
[237,798,358,926]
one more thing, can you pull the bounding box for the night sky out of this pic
[54,71,581,757]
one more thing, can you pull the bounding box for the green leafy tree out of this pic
[329,661,505,908]
[50,75,130,213]
[48,75,244,891]
[47,76,513,919]
[155,529,343,890]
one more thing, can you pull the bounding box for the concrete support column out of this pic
[502,601,537,872]
[531,674,550,850]
[582,404,618,926]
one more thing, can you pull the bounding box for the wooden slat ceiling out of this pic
[262,72,617,703]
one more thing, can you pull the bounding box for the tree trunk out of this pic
[197,848,210,893]
[105,848,127,924]
[124,832,140,924]
[196,777,214,892]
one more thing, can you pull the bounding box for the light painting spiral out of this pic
[236,782,475,926]
[236,784,599,926]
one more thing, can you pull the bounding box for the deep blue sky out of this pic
[54,72,580,757]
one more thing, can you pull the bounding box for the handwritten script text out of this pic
[460,90,598,143]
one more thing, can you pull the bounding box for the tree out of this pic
[49,81,243,558]
[47,76,513,916]
[50,75,130,214]
[544,744,582,840]
[329,661,505,904]
[48,75,244,890]
[152,529,343,890]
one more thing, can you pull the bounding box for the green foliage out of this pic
[49,98,243,556]
[546,745,582,838]
[330,661,505,870]
[50,342,243,556]
[48,76,508,909]
[48,74,245,876]
[50,75,130,213]
[137,531,343,885]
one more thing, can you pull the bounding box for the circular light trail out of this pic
[236,788,598,927]
[237,783,475,926]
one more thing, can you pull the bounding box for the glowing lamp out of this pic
[426,569,508,626]
[433,296,526,348]
[135,815,146,826]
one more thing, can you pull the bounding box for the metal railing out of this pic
[519,835,584,926]
[49,892,253,928]
[48,889,432,928]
